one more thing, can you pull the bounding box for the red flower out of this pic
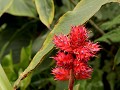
[53,35,72,52]
[53,52,73,69]
[52,68,70,80]
[52,25,100,80]
[85,41,100,54]
[73,60,93,79]
[73,41,100,61]
[74,46,92,61]
[70,26,88,49]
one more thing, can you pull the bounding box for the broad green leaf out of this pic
[62,0,74,11]
[35,0,54,28]
[14,0,120,89]
[114,48,120,67]
[95,28,120,44]
[0,64,13,90]
[0,0,13,17]
[95,3,120,20]
[6,0,37,17]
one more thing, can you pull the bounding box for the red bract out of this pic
[70,26,88,49]
[53,35,72,52]
[53,52,73,69]
[73,60,93,79]
[52,68,70,80]
[73,41,100,61]
[52,25,100,80]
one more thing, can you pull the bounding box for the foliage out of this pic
[0,0,120,90]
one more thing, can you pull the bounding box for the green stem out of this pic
[89,19,105,35]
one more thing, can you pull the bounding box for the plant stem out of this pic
[89,19,105,35]
[89,19,115,44]
[68,69,74,90]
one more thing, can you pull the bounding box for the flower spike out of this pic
[52,25,100,80]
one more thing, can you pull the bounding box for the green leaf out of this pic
[100,14,120,30]
[35,0,54,28]
[95,28,120,44]
[19,42,32,70]
[34,53,53,74]
[0,64,13,90]
[0,0,13,17]
[1,51,17,82]
[19,69,32,90]
[114,48,120,67]
[74,80,87,90]
[14,0,120,89]
[32,31,50,53]
[62,0,74,11]
[6,0,37,17]
[95,3,120,20]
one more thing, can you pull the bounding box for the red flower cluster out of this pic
[52,25,100,80]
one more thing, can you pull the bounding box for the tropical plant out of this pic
[0,0,120,90]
